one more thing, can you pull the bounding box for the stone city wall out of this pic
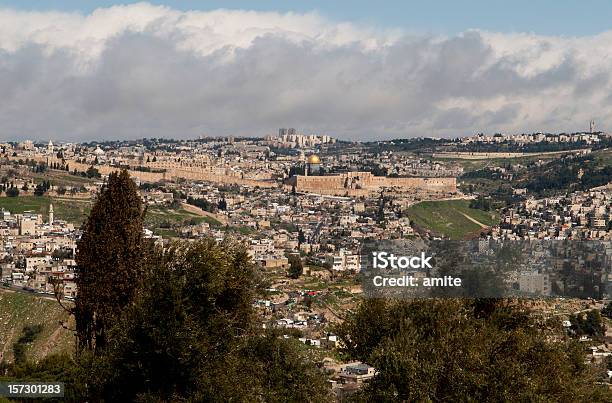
[286,172,456,196]
[10,155,277,188]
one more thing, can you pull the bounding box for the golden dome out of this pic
[307,155,321,164]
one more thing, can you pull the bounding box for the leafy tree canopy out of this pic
[335,298,612,401]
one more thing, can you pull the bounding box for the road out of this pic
[0,285,70,302]
[180,202,229,225]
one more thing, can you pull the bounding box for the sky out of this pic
[1,1,612,141]
[6,1,612,37]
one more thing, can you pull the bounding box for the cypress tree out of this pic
[75,169,145,353]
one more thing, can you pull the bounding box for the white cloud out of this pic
[0,2,610,141]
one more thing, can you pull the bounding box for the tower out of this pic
[47,140,54,154]
[48,203,54,224]
[299,151,307,176]
[590,120,595,133]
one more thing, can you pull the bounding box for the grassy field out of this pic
[0,290,74,363]
[28,170,98,186]
[405,199,499,239]
[593,148,612,166]
[0,196,92,224]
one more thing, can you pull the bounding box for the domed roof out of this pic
[93,145,105,155]
[307,154,321,164]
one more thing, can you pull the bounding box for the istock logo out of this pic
[372,251,433,269]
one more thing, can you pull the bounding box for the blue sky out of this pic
[2,0,612,37]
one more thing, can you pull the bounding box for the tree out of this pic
[0,353,86,400]
[602,301,612,319]
[6,187,19,197]
[570,310,605,337]
[75,170,146,352]
[297,229,306,245]
[4,173,330,400]
[34,184,46,196]
[86,166,100,178]
[78,240,328,402]
[218,197,227,211]
[585,309,605,337]
[335,299,612,401]
[470,195,492,211]
[288,255,303,279]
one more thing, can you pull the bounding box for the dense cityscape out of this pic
[1,127,611,398]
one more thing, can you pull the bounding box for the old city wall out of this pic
[288,172,456,195]
[40,156,167,182]
[291,175,345,189]
[12,155,277,187]
[285,175,371,196]
[369,176,457,192]
[167,168,276,188]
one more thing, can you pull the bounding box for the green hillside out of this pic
[0,290,74,363]
[0,196,222,233]
[405,199,498,239]
[0,196,91,224]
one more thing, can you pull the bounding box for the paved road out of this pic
[0,285,66,302]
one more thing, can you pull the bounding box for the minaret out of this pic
[49,203,54,224]
[299,150,307,176]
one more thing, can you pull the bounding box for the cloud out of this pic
[0,2,610,141]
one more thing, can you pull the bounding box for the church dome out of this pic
[307,155,321,164]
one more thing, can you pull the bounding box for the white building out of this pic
[326,249,360,271]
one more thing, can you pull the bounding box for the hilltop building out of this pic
[287,155,456,196]
[306,154,321,176]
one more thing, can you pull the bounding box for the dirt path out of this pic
[460,212,488,228]
[180,202,229,225]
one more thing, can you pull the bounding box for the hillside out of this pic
[0,196,221,236]
[0,195,91,224]
[405,199,498,239]
[0,289,74,363]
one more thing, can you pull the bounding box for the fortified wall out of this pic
[286,172,456,196]
[10,156,277,188]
